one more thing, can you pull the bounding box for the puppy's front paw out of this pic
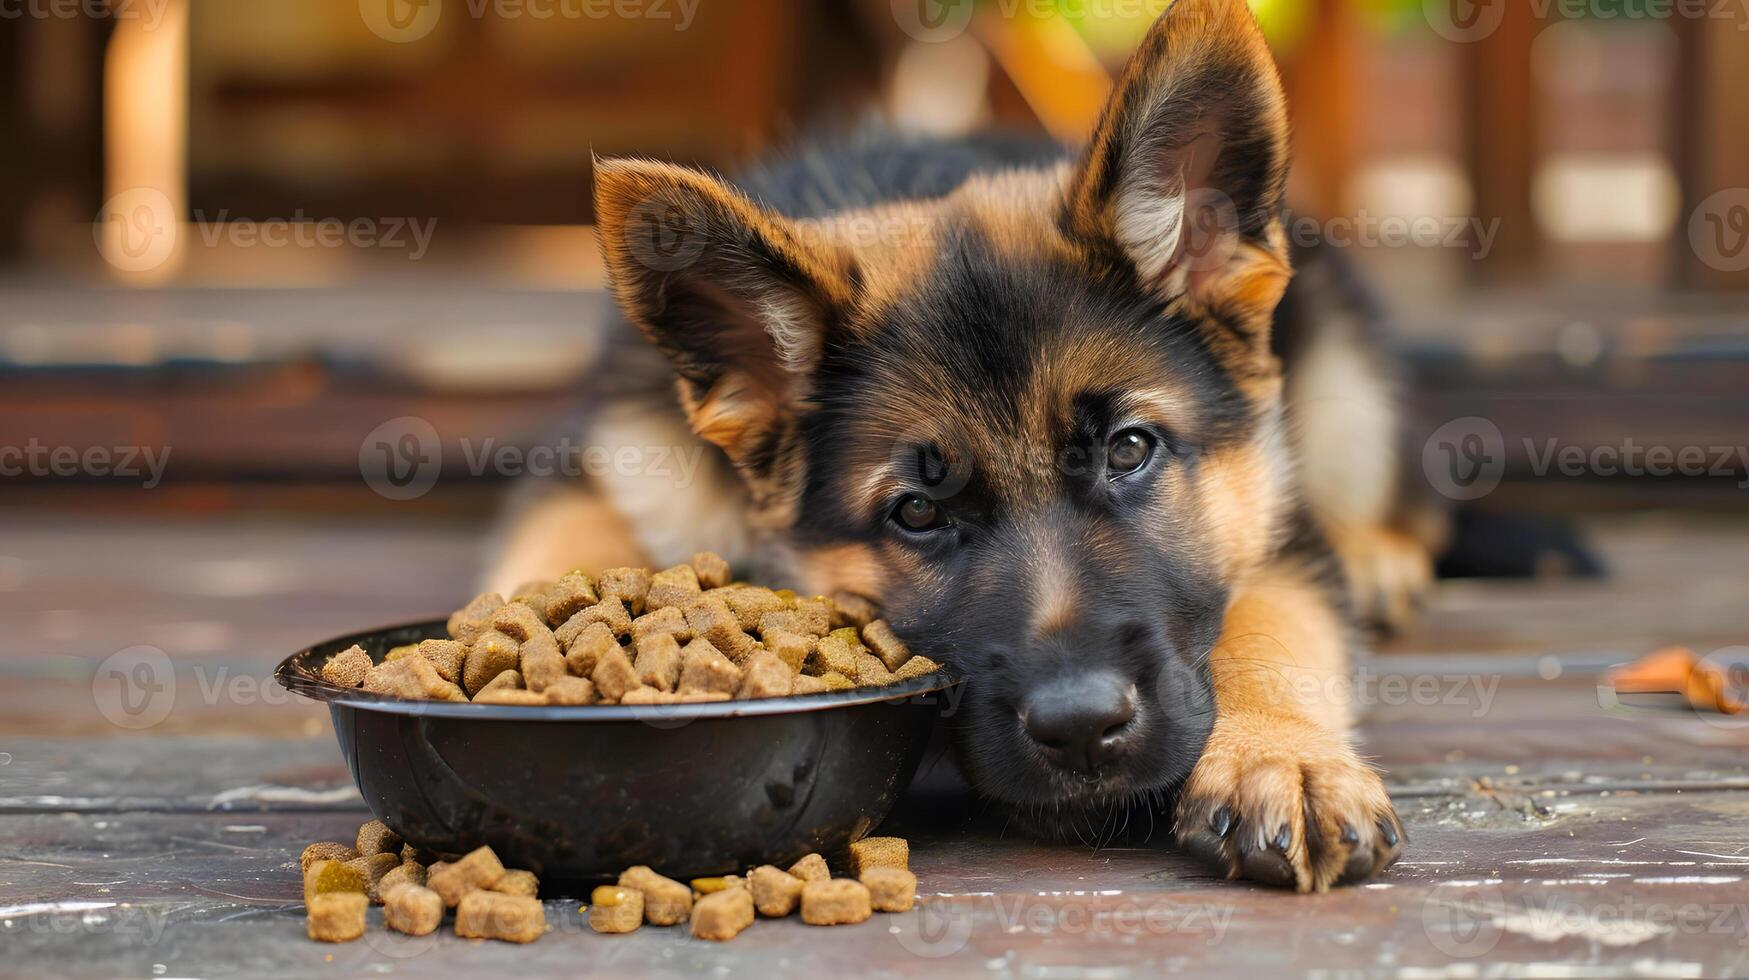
[1331,524,1433,633]
[1174,713,1403,891]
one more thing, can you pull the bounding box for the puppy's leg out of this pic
[1173,562,1404,891]
[482,484,648,597]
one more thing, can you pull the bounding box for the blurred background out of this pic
[1,0,1746,733]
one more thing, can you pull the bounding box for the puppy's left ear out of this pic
[1062,0,1291,348]
[594,158,851,472]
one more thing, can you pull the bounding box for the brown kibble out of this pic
[300,841,357,874]
[690,875,743,898]
[476,668,523,696]
[355,819,403,857]
[630,605,693,647]
[447,592,505,645]
[384,643,419,662]
[464,630,521,696]
[645,564,702,611]
[493,869,539,898]
[543,571,600,625]
[691,885,754,941]
[808,631,859,679]
[677,691,731,703]
[519,630,568,693]
[788,852,829,882]
[749,865,804,917]
[591,646,640,702]
[455,891,546,943]
[618,866,692,925]
[383,882,443,936]
[596,567,652,615]
[792,674,830,695]
[792,596,834,636]
[543,675,595,705]
[364,655,467,702]
[893,655,942,681]
[428,846,506,907]
[761,628,814,673]
[306,891,367,942]
[677,638,743,696]
[418,639,468,683]
[556,597,633,644]
[829,591,879,628]
[690,551,732,590]
[588,885,644,933]
[321,645,372,688]
[347,852,401,903]
[818,672,854,691]
[303,858,365,905]
[737,649,793,699]
[475,688,544,704]
[801,878,872,926]
[856,652,895,687]
[562,620,619,676]
[379,861,427,897]
[400,842,437,865]
[860,620,912,672]
[683,596,757,662]
[861,867,917,912]
[847,836,909,875]
[492,601,552,642]
[634,633,684,692]
[715,586,785,632]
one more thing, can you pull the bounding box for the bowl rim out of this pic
[276,618,961,722]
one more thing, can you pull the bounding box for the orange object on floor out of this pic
[1607,646,1746,715]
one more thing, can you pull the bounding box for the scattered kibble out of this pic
[587,885,644,934]
[800,878,873,926]
[788,852,830,882]
[306,891,367,943]
[860,867,917,913]
[749,865,804,917]
[846,836,909,877]
[691,884,755,941]
[383,883,444,936]
[455,891,548,943]
[618,865,692,925]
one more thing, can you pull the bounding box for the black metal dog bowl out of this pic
[276,619,959,884]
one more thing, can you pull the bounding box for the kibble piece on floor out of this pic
[383,882,444,936]
[691,885,754,941]
[429,845,506,907]
[630,605,693,647]
[355,819,403,857]
[300,841,357,874]
[634,633,684,692]
[417,639,468,683]
[762,628,814,673]
[591,646,640,702]
[801,879,872,926]
[860,620,912,672]
[892,655,942,681]
[829,591,879,629]
[677,638,743,696]
[455,891,547,943]
[749,865,804,917]
[448,591,505,645]
[588,885,644,934]
[519,631,568,693]
[542,675,595,705]
[347,852,402,903]
[494,869,539,898]
[690,550,732,590]
[860,867,917,912]
[561,620,618,676]
[737,649,793,699]
[788,852,830,882]
[364,655,468,702]
[646,564,703,611]
[847,836,909,875]
[596,567,653,615]
[306,891,367,942]
[378,861,427,897]
[544,571,600,625]
[303,858,365,905]
[690,876,744,898]
[464,630,521,696]
[321,645,372,688]
[618,866,692,925]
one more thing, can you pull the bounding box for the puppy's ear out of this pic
[1062,0,1291,352]
[594,158,851,469]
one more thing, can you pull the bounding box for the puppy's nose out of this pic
[1020,674,1137,773]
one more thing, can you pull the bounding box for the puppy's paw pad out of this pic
[1174,714,1403,891]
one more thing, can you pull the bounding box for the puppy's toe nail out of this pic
[1378,817,1400,848]
[1271,823,1292,852]
[1339,823,1360,845]
[1209,806,1233,838]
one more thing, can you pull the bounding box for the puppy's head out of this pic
[596,0,1292,826]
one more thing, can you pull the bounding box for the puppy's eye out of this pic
[1106,429,1154,476]
[891,493,947,532]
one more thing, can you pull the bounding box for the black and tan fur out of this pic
[490,0,1429,891]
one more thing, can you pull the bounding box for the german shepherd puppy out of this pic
[489,0,1429,891]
